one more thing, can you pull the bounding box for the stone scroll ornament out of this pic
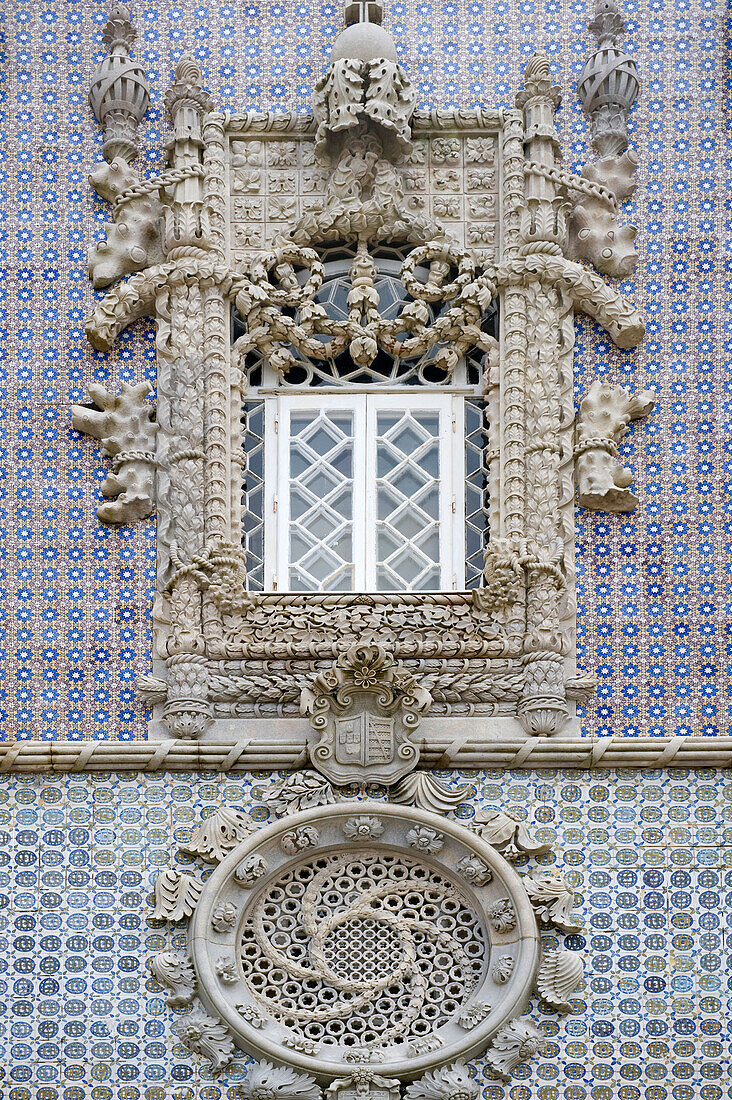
[147,790,585,1096]
[74,0,654,744]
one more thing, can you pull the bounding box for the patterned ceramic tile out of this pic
[0,0,728,740]
[0,769,730,1096]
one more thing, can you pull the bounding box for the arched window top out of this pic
[233,242,497,391]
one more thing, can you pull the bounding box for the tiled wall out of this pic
[2,0,730,740]
[1,768,729,1097]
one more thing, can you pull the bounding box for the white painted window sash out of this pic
[264,392,464,592]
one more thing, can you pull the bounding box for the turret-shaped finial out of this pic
[577,0,639,157]
[89,4,150,162]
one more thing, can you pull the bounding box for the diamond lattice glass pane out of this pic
[288,410,355,592]
[241,400,265,591]
[465,398,490,589]
[375,410,441,591]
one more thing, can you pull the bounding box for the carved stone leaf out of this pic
[256,770,336,816]
[234,854,268,887]
[391,772,471,814]
[152,868,202,922]
[525,871,581,931]
[180,806,258,863]
[239,1060,321,1100]
[536,949,584,1011]
[471,807,551,862]
[485,1018,547,1079]
[491,955,514,984]
[174,1006,234,1071]
[485,897,516,932]
[148,950,196,1006]
[404,1061,479,1100]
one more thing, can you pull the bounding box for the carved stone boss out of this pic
[76,1,654,745]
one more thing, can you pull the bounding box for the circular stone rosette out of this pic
[188,802,540,1082]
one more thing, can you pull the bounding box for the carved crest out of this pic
[301,644,431,784]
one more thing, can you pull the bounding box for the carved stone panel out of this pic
[187,803,541,1082]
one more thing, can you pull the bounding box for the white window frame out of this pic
[264,392,465,593]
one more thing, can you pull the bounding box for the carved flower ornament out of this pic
[148,795,584,1091]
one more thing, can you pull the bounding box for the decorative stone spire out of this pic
[89,4,150,162]
[162,53,213,256]
[516,53,566,253]
[577,0,639,157]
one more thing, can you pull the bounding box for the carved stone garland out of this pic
[149,782,585,1095]
[74,0,654,746]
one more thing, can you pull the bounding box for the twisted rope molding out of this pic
[0,737,729,773]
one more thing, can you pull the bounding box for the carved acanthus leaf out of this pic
[151,868,202,922]
[238,1060,322,1100]
[525,871,581,931]
[180,806,258,863]
[314,57,415,161]
[575,380,655,512]
[536,949,584,1011]
[470,807,551,862]
[71,380,157,524]
[485,1018,547,1079]
[403,1061,479,1100]
[148,950,196,1007]
[174,1006,234,1071]
[136,673,168,705]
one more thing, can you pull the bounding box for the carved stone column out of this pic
[157,274,211,737]
[516,54,566,254]
[163,56,212,256]
[518,283,568,736]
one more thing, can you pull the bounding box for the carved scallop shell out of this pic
[536,950,584,1012]
[391,772,471,813]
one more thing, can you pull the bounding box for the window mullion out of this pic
[356,395,370,591]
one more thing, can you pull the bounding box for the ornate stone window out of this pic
[237,247,494,594]
[77,0,654,748]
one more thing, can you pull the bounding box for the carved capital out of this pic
[162,653,212,739]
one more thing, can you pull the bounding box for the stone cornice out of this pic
[0,736,729,773]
